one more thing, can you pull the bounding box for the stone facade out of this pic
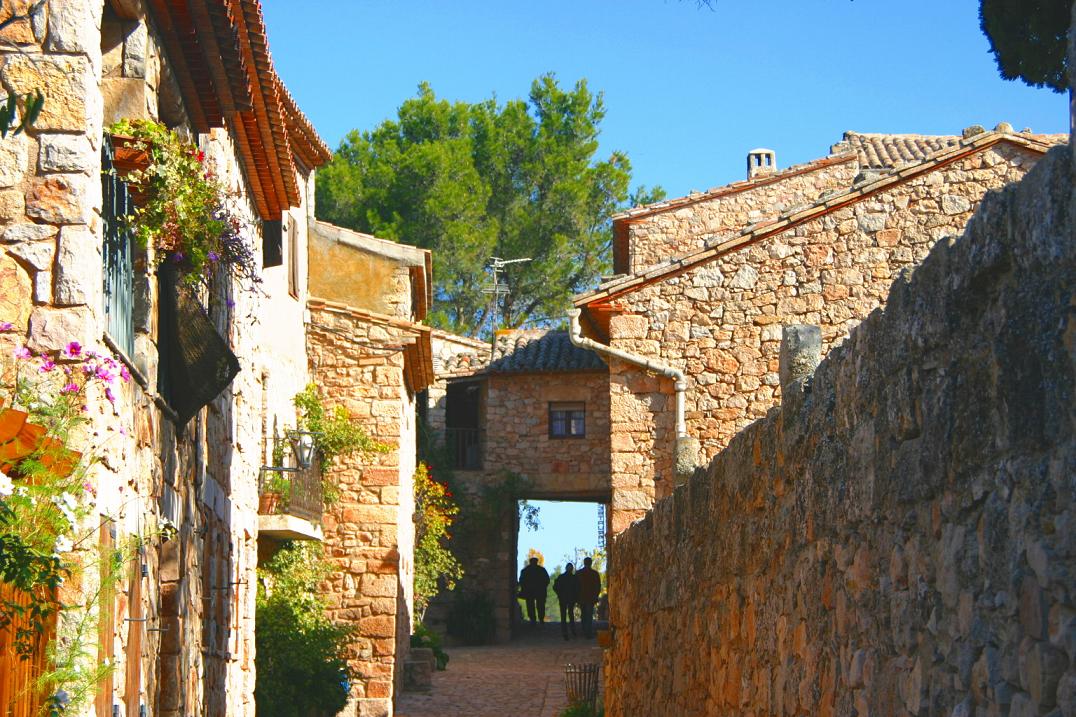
[0,2,329,715]
[604,143,1075,716]
[614,156,858,275]
[305,227,433,716]
[580,133,1059,527]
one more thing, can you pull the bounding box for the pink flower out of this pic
[83,482,96,497]
[118,425,128,437]
[119,365,131,383]
[95,365,115,383]
[13,346,31,360]
[0,322,13,332]
[104,386,115,404]
[61,382,79,394]
[39,358,56,373]
[62,341,82,359]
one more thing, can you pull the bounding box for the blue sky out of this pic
[517,500,603,573]
[262,0,1068,200]
[261,1,1068,557]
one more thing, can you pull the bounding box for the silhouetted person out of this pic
[577,556,601,638]
[553,563,580,640]
[518,557,550,627]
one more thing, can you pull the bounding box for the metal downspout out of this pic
[568,309,696,481]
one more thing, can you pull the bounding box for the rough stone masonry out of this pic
[603,133,1075,716]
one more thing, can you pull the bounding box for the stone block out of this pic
[779,324,821,390]
[0,133,28,188]
[0,252,32,327]
[45,0,98,53]
[6,239,54,271]
[2,222,56,244]
[0,188,26,222]
[53,225,100,306]
[38,133,93,173]
[1,55,91,132]
[27,305,93,353]
[609,314,649,340]
[26,175,89,225]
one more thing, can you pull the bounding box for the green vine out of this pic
[293,384,388,504]
[413,462,463,620]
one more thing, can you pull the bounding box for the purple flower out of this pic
[225,299,236,309]
[13,346,31,360]
[104,386,115,404]
[119,365,131,383]
[39,358,56,373]
[0,321,13,332]
[208,251,220,262]
[61,382,79,394]
[62,341,82,359]
[172,252,185,263]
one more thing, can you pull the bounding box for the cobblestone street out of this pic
[396,628,603,717]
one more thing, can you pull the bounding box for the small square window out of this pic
[262,219,283,268]
[549,402,585,439]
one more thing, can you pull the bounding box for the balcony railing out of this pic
[445,427,484,471]
[258,460,323,523]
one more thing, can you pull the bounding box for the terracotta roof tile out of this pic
[577,131,1057,307]
[832,129,1067,169]
[487,330,605,373]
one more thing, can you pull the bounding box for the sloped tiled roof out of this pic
[577,130,1058,308]
[146,0,331,220]
[487,330,605,373]
[833,129,1068,170]
[438,351,489,377]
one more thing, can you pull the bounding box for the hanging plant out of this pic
[105,119,262,293]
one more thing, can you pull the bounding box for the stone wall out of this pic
[604,144,1075,716]
[606,141,1048,510]
[0,2,316,715]
[482,370,611,499]
[618,158,857,274]
[307,303,420,717]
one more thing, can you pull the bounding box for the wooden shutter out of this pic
[125,551,143,717]
[0,584,55,717]
[96,521,117,717]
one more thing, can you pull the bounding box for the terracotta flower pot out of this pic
[258,491,281,515]
[0,406,80,477]
[107,134,153,205]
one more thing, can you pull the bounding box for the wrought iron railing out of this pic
[258,460,323,523]
[445,428,484,471]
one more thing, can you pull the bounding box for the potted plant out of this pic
[104,119,262,294]
[259,442,290,515]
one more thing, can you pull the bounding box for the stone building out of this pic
[305,222,434,716]
[572,126,1067,530]
[0,1,337,715]
[423,329,608,641]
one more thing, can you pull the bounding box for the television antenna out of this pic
[482,256,531,335]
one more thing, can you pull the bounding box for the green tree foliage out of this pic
[255,542,354,717]
[979,0,1071,92]
[316,75,664,336]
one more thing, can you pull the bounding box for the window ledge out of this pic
[103,332,180,424]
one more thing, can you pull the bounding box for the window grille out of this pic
[102,141,135,356]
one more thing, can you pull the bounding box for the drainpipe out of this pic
[567,309,698,481]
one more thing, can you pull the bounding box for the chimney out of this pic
[747,148,777,179]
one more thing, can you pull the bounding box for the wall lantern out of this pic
[260,429,320,473]
[289,430,318,470]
